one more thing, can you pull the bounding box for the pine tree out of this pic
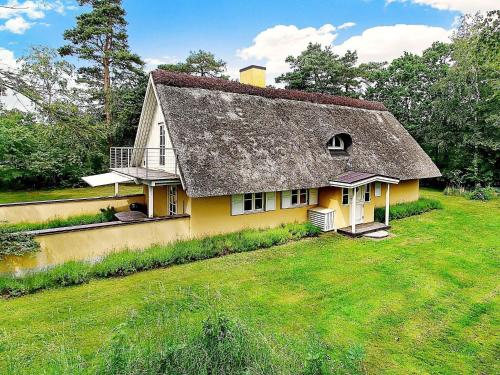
[59,0,143,140]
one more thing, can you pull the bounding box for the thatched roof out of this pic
[150,72,440,198]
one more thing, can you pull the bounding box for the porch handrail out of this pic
[110,147,178,177]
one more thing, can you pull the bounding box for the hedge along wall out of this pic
[0,215,191,274]
[0,194,145,224]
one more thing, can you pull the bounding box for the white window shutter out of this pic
[309,188,318,205]
[231,194,244,215]
[265,192,276,211]
[375,182,381,197]
[281,190,291,209]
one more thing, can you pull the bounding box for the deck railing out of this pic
[110,147,178,177]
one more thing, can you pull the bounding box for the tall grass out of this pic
[3,297,367,374]
[0,207,116,235]
[374,198,442,222]
[0,222,321,298]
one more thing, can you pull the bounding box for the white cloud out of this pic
[0,1,45,19]
[338,22,356,30]
[333,24,451,63]
[0,16,33,33]
[386,0,498,13]
[143,56,181,71]
[0,47,16,69]
[237,24,338,81]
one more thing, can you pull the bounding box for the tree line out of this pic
[0,1,497,190]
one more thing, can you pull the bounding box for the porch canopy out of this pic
[329,171,399,188]
[82,172,134,196]
[329,171,399,235]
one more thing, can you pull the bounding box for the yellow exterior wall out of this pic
[0,195,145,224]
[0,180,420,274]
[0,217,190,274]
[239,67,266,87]
[188,191,313,237]
[143,184,189,216]
[372,179,420,207]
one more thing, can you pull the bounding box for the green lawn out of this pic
[0,185,143,204]
[0,190,498,374]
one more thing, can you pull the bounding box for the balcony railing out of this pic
[110,147,178,178]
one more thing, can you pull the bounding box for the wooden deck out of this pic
[337,222,390,237]
[111,167,179,182]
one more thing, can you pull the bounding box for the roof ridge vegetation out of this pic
[151,70,388,111]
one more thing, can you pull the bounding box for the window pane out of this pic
[254,192,263,199]
[342,189,349,204]
[334,136,340,147]
[291,194,298,205]
[244,193,252,200]
[255,198,263,210]
[244,199,253,211]
[300,191,307,204]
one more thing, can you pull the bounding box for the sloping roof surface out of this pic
[331,171,377,184]
[150,73,440,198]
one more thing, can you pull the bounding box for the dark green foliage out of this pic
[276,43,362,97]
[0,232,40,259]
[158,50,228,79]
[364,12,500,187]
[374,198,442,222]
[465,187,497,201]
[59,0,144,137]
[99,205,117,221]
[0,222,321,297]
[0,111,107,189]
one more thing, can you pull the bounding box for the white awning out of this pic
[82,172,134,187]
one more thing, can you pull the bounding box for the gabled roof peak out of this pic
[151,70,388,112]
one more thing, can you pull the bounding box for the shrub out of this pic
[374,198,442,222]
[99,206,117,222]
[465,187,497,201]
[1,222,321,298]
[0,232,40,259]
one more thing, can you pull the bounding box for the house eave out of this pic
[329,175,400,188]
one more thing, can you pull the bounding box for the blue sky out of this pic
[0,0,496,84]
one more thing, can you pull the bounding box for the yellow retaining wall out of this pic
[0,195,145,224]
[0,216,190,274]
[188,191,314,237]
[318,180,420,229]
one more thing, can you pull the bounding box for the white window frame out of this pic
[159,122,166,166]
[328,135,344,150]
[168,185,177,215]
[375,182,382,197]
[243,192,264,213]
[290,188,308,207]
[364,184,371,202]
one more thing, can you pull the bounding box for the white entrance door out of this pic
[355,187,364,224]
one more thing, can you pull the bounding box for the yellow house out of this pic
[85,66,440,238]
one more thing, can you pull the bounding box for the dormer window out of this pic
[328,135,345,150]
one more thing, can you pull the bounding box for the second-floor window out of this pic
[159,123,166,166]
